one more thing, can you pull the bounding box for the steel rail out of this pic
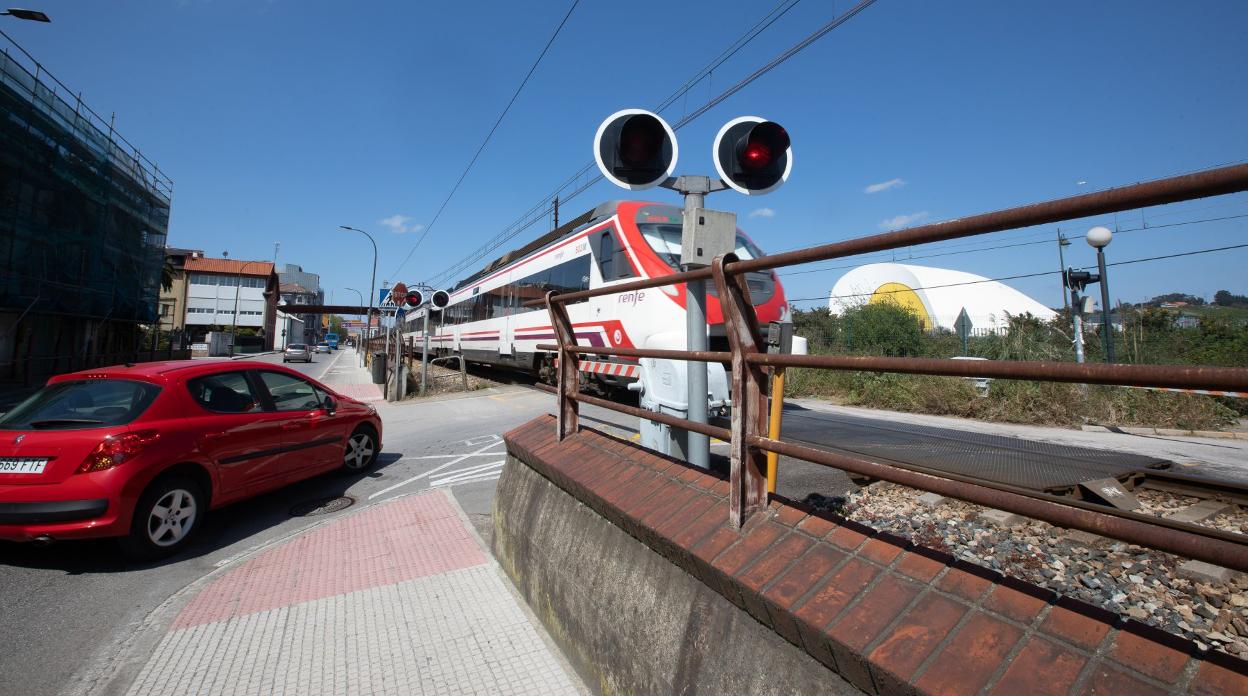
[523,162,1248,307]
[745,354,1248,392]
[746,435,1248,572]
[534,344,732,363]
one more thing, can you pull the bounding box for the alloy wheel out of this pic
[147,488,198,547]
[344,432,375,470]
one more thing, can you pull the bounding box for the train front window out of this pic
[638,222,763,269]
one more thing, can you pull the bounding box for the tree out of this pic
[328,315,344,336]
[1213,290,1248,307]
[841,302,924,357]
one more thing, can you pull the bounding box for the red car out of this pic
[0,360,382,559]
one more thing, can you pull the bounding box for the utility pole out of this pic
[1087,227,1116,362]
[1057,230,1070,313]
[552,196,559,230]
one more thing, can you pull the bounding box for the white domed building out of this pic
[828,263,1056,332]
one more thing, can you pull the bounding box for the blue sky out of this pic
[8,0,1247,310]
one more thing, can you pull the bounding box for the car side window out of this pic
[187,372,263,414]
[257,371,323,411]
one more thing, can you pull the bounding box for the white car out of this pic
[315,342,331,354]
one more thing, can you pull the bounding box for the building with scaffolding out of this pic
[0,30,173,383]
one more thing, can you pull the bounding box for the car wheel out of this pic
[343,426,378,472]
[119,476,204,561]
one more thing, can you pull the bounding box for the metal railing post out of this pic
[546,291,579,440]
[712,254,769,528]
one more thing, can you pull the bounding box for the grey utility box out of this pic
[680,208,737,267]
[371,353,387,384]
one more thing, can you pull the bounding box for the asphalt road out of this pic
[0,352,1223,696]
[0,351,548,696]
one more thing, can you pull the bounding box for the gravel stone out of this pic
[826,482,1248,659]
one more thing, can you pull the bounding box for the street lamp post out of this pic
[1086,226,1115,362]
[225,255,263,358]
[345,287,365,366]
[1,9,52,22]
[339,225,377,357]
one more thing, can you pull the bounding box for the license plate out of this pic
[0,458,49,475]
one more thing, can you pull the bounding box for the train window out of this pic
[639,222,765,268]
[592,228,634,281]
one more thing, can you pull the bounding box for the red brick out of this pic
[1110,629,1190,684]
[622,479,686,529]
[859,537,904,565]
[793,557,878,643]
[740,534,814,592]
[868,592,967,687]
[774,504,807,528]
[1039,604,1111,651]
[690,472,726,493]
[797,514,836,539]
[827,574,921,691]
[711,522,786,577]
[672,502,729,550]
[983,584,1048,624]
[1189,658,1248,695]
[1083,663,1170,696]
[690,528,740,569]
[827,525,868,552]
[763,545,846,610]
[640,483,699,530]
[674,466,702,483]
[829,574,921,651]
[988,637,1087,696]
[710,478,730,497]
[653,492,717,542]
[915,613,1023,696]
[895,551,946,582]
[937,567,993,602]
[609,470,664,515]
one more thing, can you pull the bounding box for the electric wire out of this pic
[425,0,878,287]
[786,241,1248,305]
[389,0,581,279]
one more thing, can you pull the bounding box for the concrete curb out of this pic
[1081,424,1248,440]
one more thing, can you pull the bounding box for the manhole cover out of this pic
[290,496,355,517]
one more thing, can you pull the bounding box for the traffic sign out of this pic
[955,307,973,355]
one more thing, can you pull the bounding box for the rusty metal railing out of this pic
[528,163,1248,572]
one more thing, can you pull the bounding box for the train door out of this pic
[498,274,514,357]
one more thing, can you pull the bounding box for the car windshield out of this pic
[288,344,307,350]
[635,206,765,269]
[0,379,161,430]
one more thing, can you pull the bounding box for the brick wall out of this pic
[504,415,1248,695]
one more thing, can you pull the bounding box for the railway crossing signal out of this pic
[593,109,679,190]
[592,107,795,472]
[405,290,424,308]
[429,289,450,310]
[712,116,792,195]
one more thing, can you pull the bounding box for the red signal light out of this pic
[742,142,773,169]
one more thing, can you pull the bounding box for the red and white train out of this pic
[408,200,789,390]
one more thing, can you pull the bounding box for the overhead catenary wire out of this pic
[778,211,1248,278]
[425,0,879,287]
[787,241,1248,305]
[388,0,582,279]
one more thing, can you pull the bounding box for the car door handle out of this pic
[203,432,228,441]
[281,422,305,431]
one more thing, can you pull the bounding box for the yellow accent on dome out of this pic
[869,282,933,330]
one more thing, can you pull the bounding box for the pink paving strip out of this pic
[333,383,384,401]
[172,491,485,630]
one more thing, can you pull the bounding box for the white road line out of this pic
[427,460,506,485]
[431,472,502,488]
[367,439,505,500]
[400,453,503,461]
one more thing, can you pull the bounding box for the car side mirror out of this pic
[323,396,337,414]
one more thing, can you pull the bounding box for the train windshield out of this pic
[636,205,765,269]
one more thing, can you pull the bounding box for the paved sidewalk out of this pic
[321,347,384,403]
[120,490,582,696]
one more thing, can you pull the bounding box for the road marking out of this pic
[464,434,500,447]
[368,438,505,500]
[630,433,641,441]
[429,460,506,486]
[401,453,503,460]
[432,471,502,488]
